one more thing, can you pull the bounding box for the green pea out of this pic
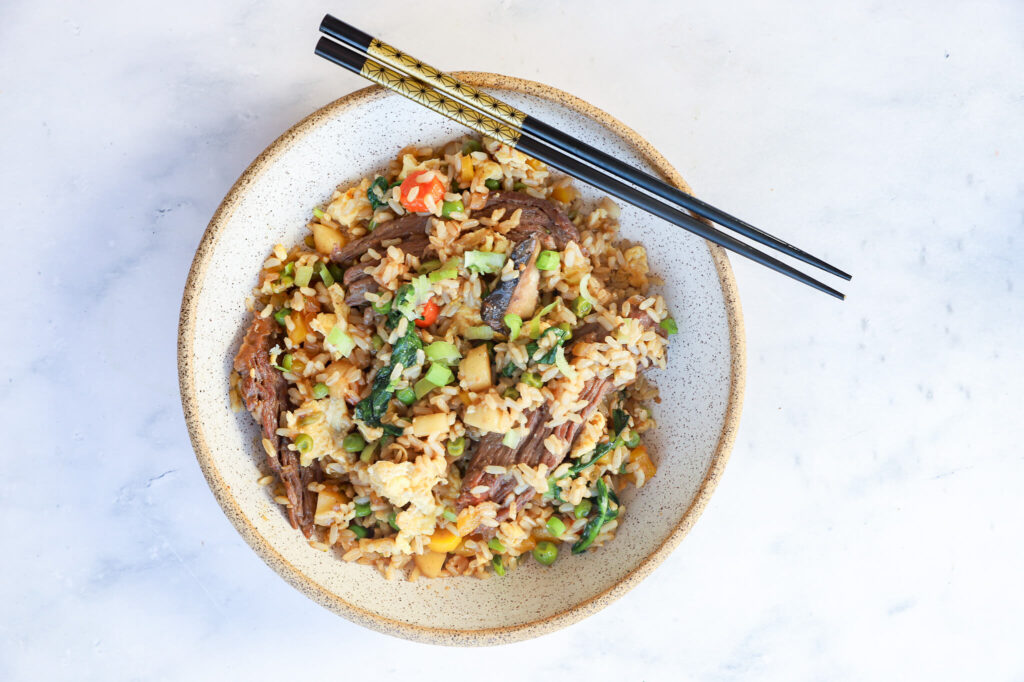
[492,555,506,576]
[446,436,466,457]
[546,516,566,538]
[359,441,377,463]
[354,502,372,517]
[574,499,592,519]
[488,538,505,553]
[293,434,313,453]
[484,178,500,190]
[513,181,527,191]
[441,200,464,218]
[502,386,520,399]
[533,541,558,566]
[521,372,543,388]
[349,523,368,538]
[660,317,679,335]
[571,296,593,317]
[462,138,482,154]
[279,354,293,371]
[311,382,329,399]
[343,433,366,452]
[371,334,385,350]
[396,387,416,406]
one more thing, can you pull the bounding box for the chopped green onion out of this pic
[372,298,392,315]
[513,181,527,191]
[392,283,417,319]
[491,555,506,576]
[412,275,432,306]
[349,523,368,538]
[354,502,372,518]
[574,499,592,519]
[502,429,521,448]
[367,219,377,232]
[464,250,507,274]
[312,207,325,219]
[425,341,461,365]
[418,259,442,274]
[293,434,313,454]
[282,262,294,277]
[294,265,313,288]
[343,433,366,453]
[326,325,355,357]
[462,138,482,154]
[484,178,501,191]
[624,430,641,448]
[429,258,460,283]
[276,275,293,290]
[424,363,454,386]
[414,377,435,399]
[554,346,576,380]
[273,307,291,326]
[532,541,558,566]
[446,436,465,457]
[441,199,464,218]
[660,317,679,335]
[536,250,560,270]
[388,510,400,531]
[546,516,566,537]
[504,313,523,340]
[396,387,416,406]
[502,386,520,400]
[521,372,543,388]
[578,273,597,307]
[359,441,377,463]
[312,382,329,399]
[371,334,385,350]
[571,296,592,317]
[317,262,335,287]
[279,353,293,371]
[464,325,494,340]
[443,508,458,522]
[488,538,505,553]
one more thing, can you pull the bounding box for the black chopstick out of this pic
[319,14,851,283]
[314,36,846,300]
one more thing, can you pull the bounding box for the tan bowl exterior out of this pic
[178,73,745,645]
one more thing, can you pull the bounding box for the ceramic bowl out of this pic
[178,72,744,645]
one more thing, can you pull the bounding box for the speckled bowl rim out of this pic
[178,72,746,646]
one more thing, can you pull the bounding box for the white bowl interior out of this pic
[184,80,736,638]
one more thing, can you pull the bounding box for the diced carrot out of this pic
[629,444,657,486]
[551,185,576,204]
[400,170,446,213]
[428,527,461,553]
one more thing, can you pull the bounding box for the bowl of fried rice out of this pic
[179,73,744,645]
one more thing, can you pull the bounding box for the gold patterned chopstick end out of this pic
[367,39,528,128]
[361,59,522,146]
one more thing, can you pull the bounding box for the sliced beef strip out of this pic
[330,213,431,264]
[334,220,434,306]
[482,191,580,249]
[480,235,541,331]
[233,315,318,537]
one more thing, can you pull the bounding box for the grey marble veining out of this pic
[2,0,1021,679]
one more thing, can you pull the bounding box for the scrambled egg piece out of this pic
[287,399,337,466]
[367,453,447,553]
[326,177,374,227]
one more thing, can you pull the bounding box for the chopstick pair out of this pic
[314,15,850,299]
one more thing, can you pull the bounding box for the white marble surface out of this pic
[3,0,1021,679]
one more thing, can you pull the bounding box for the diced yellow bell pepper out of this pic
[428,527,461,552]
[287,312,308,345]
[460,155,475,186]
[414,550,447,578]
[551,185,576,204]
[629,444,657,485]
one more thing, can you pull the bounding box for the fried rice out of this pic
[230,136,675,580]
